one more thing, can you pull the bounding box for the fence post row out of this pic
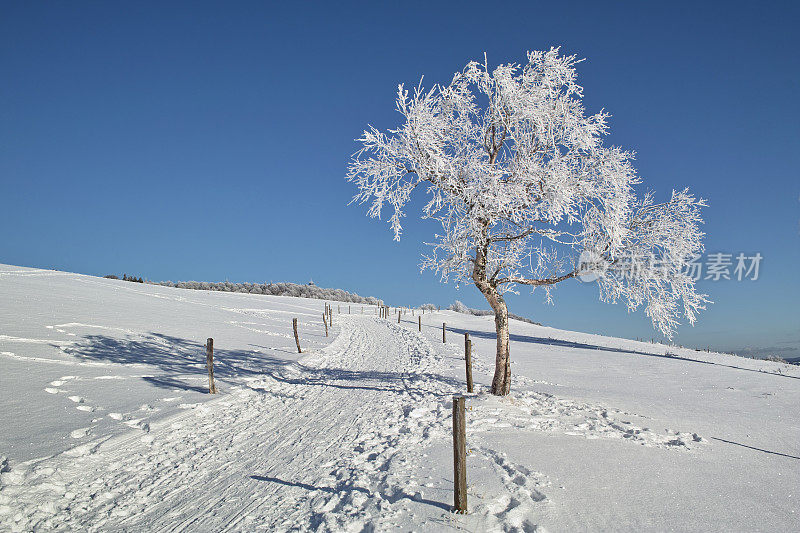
[206,338,217,394]
[452,395,467,513]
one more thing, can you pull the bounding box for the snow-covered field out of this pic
[1,264,798,531]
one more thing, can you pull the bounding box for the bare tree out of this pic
[347,49,708,395]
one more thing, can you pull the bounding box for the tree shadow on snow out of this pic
[61,333,295,388]
[62,332,464,395]
[447,327,800,380]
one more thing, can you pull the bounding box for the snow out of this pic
[1,264,798,531]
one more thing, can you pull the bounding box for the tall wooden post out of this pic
[206,338,217,394]
[323,314,328,337]
[418,315,421,332]
[465,339,473,393]
[292,318,302,353]
[397,310,401,323]
[452,395,467,513]
[464,332,470,359]
[443,322,446,343]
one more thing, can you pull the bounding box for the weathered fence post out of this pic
[206,338,217,394]
[443,322,446,343]
[349,305,351,314]
[292,318,302,353]
[464,332,470,359]
[398,310,401,323]
[452,395,467,513]
[418,315,421,332]
[323,314,328,337]
[465,339,473,393]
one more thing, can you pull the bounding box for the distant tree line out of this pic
[149,279,383,306]
[448,300,542,326]
[103,274,143,283]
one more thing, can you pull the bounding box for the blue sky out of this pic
[1,1,798,358]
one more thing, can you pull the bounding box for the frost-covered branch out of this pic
[347,48,709,337]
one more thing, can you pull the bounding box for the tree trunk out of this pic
[484,289,510,395]
[472,237,511,395]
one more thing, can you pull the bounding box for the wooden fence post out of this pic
[323,314,328,337]
[465,339,473,393]
[418,315,421,332]
[293,318,302,353]
[452,395,467,513]
[206,338,217,394]
[464,332,470,359]
[443,322,446,343]
[398,310,401,323]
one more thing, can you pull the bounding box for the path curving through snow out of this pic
[1,315,462,532]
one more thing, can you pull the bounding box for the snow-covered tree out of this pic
[347,49,709,395]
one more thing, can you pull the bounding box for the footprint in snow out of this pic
[70,427,92,439]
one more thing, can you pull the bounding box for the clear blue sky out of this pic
[1,1,798,358]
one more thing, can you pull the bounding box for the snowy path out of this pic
[1,316,461,532]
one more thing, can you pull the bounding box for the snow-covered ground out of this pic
[1,264,798,531]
